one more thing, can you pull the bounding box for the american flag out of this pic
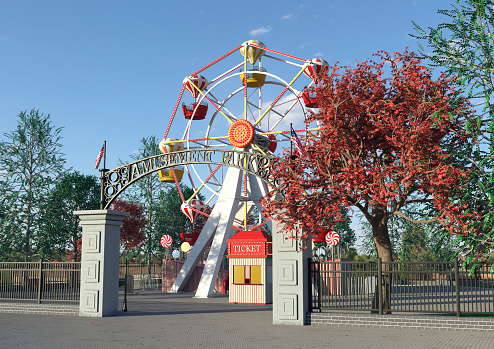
[290,126,305,156]
[94,143,105,169]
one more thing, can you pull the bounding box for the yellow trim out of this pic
[253,144,267,155]
[258,127,321,136]
[243,45,248,120]
[185,183,205,204]
[165,135,230,144]
[254,64,308,127]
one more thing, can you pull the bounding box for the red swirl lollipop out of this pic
[161,235,172,248]
[325,231,339,246]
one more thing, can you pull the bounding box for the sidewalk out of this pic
[0,290,493,349]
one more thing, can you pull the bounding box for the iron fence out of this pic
[0,260,81,303]
[309,259,494,316]
[119,261,163,290]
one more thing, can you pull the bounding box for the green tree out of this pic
[39,171,99,261]
[0,109,66,261]
[411,0,494,261]
[333,207,356,249]
[153,184,207,260]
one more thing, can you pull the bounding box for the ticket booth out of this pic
[226,230,272,304]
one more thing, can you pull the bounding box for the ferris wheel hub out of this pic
[228,120,255,148]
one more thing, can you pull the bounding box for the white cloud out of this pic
[264,95,309,131]
[281,14,298,20]
[132,150,139,154]
[313,52,324,57]
[250,26,272,37]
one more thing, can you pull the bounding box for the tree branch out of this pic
[393,210,439,224]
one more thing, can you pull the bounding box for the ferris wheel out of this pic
[162,40,328,297]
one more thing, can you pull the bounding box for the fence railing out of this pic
[119,261,163,290]
[0,261,81,303]
[309,259,494,316]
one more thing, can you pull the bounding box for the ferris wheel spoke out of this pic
[208,92,238,123]
[254,65,307,127]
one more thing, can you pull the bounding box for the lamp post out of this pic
[123,259,128,312]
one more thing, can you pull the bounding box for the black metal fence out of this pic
[0,261,81,303]
[309,259,494,316]
[119,261,163,290]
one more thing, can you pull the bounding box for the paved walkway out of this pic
[1,290,494,349]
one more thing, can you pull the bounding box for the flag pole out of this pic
[103,140,107,170]
[290,123,293,157]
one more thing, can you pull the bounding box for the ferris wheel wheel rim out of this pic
[182,66,309,199]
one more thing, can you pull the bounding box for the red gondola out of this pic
[312,229,328,243]
[302,89,318,108]
[180,232,200,245]
[182,102,208,120]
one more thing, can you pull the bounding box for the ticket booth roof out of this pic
[226,230,272,243]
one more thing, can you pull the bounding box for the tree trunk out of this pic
[371,207,393,314]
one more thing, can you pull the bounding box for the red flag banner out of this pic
[95,143,105,169]
[290,126,305,156]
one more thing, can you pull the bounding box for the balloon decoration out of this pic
[183,74,208,99]
[325,231,340,246]
[181,199,207,224]
[172,249,180,259]
[240,40,266,65]
[181,242,191,252]
[159,138,184,154]
[161,235,172,248]
[303,58,329,82]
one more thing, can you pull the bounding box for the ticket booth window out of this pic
[233,265,262,284]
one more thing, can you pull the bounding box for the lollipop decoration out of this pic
[181,242,191,252]
[325,231,339,246]
[161,235,172,248]
[316,248,326,257]
[172,249,180,259]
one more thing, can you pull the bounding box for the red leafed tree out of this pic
[262,49,478,263]
[111,198,148,250]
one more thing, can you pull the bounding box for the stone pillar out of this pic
[74,210,129,317]
[272,223,311,325]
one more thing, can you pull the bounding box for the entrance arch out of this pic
[99,149,280,209]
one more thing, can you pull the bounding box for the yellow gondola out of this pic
[158,167,184,183]
[240,66,267,88]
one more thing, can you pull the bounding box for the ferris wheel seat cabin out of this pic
[302,89,319,108]
[239,66,267,88]
[158,167,184,183]
[182,101,208,120]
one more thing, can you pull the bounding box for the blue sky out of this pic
[0,0,459,248]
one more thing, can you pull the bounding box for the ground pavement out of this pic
[1,290,493,349]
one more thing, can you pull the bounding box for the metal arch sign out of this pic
[100,149,280,209]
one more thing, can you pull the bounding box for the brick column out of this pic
[74,210,129,317]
